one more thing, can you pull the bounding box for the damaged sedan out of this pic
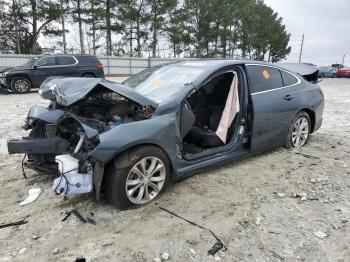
[7,60,324,209]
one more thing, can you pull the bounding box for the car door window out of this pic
[281,70,298,86]
[36,57,56,67]
[246,66,283,93]
[57,56,76,66]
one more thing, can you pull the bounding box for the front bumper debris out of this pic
[7,137,68,155]
[0,77,6,86]
[52,155,93,196]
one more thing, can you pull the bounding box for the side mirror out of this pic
[33,64,39,69]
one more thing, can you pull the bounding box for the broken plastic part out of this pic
[74,136,85,154]
[52,155,93,196]
[19,188,42,206]
[208,241,224,256]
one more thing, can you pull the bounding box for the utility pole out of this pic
[298,34,304,63]
[60,0,67,54]
[341,54,346,66]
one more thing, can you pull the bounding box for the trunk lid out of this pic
[278,63,319,83]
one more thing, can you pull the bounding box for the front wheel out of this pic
[11,76,32,93]
[285,111,311,148]
[105,146,171,210]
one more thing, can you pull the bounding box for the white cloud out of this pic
[264,0,350,65]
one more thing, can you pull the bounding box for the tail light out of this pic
[319,87,325,97]
[96,63,104,70]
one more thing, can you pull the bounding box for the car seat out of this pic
[188,108,225,148]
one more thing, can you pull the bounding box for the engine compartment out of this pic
[69,89,152,126]
[55,88,155,157]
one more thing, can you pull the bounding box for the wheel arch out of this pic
[105,143,174,173]
[97,143,174,200]
[81,72,96,77]
[297,108,315,132]
[9,74,33,86]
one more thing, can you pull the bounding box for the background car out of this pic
[318,66,337,78]
[336,67,350,78]
[331,63,344,70]
[0,54,104,93]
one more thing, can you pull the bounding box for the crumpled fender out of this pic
[57,113,102,138]
[23,105,64,129]
[89,113,178,166]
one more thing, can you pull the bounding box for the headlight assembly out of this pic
[0,71,9,77]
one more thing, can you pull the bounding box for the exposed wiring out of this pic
[21,154,27,179]
[159,207,227,255]
[54,158,80,195]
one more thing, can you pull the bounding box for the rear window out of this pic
[281,70,298,86]
[57,56,76,65]
[77,55,100,64]
[36,57,56,66]
[246,66,283,93]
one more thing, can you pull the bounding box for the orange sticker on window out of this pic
[153,79,164,87]
[262,69,270,80]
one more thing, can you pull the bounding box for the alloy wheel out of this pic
[14,79,29,92]
[291,116,310,147]
[125,157,166,205]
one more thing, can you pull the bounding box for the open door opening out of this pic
[181,70,242,158]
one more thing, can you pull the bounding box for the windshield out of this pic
[21,58,38,67]
[123,64,205,102]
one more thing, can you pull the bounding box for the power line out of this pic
[298,34,304,63]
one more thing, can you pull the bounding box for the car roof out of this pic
[161,59,275,75]
[36,54,96,57]
[160,59,303,78]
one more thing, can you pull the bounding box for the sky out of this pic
[264,0,350,66]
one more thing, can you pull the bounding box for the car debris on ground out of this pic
[159,207,227,256]
[313,231,328,239]
[0,216,29,229]
[19,188,42,206]
[61,209,96,225]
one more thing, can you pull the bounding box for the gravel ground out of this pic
[0,78,349,262]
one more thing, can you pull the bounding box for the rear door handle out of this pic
[284,94,294,101]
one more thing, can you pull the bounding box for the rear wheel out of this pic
[285,111,311,148]
[11,76,31,93]
[82,73,96,78]
[105,146,171,210]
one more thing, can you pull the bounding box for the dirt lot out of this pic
[0,78,349,262]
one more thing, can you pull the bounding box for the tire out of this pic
[11,76,31,93]
[285,111,311,149]
[105,145,171,210]
[82,73,96,78]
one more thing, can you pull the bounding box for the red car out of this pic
[336,68,350,78]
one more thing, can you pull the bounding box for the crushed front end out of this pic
[7,78,157,199]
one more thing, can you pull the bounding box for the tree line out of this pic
[0,0,291,62]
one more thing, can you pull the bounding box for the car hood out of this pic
[278,63,319,83]
[0,67,13,73]
[40,77,158,108]
[0,66,32,73]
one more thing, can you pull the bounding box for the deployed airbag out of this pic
[216,72,240,143]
